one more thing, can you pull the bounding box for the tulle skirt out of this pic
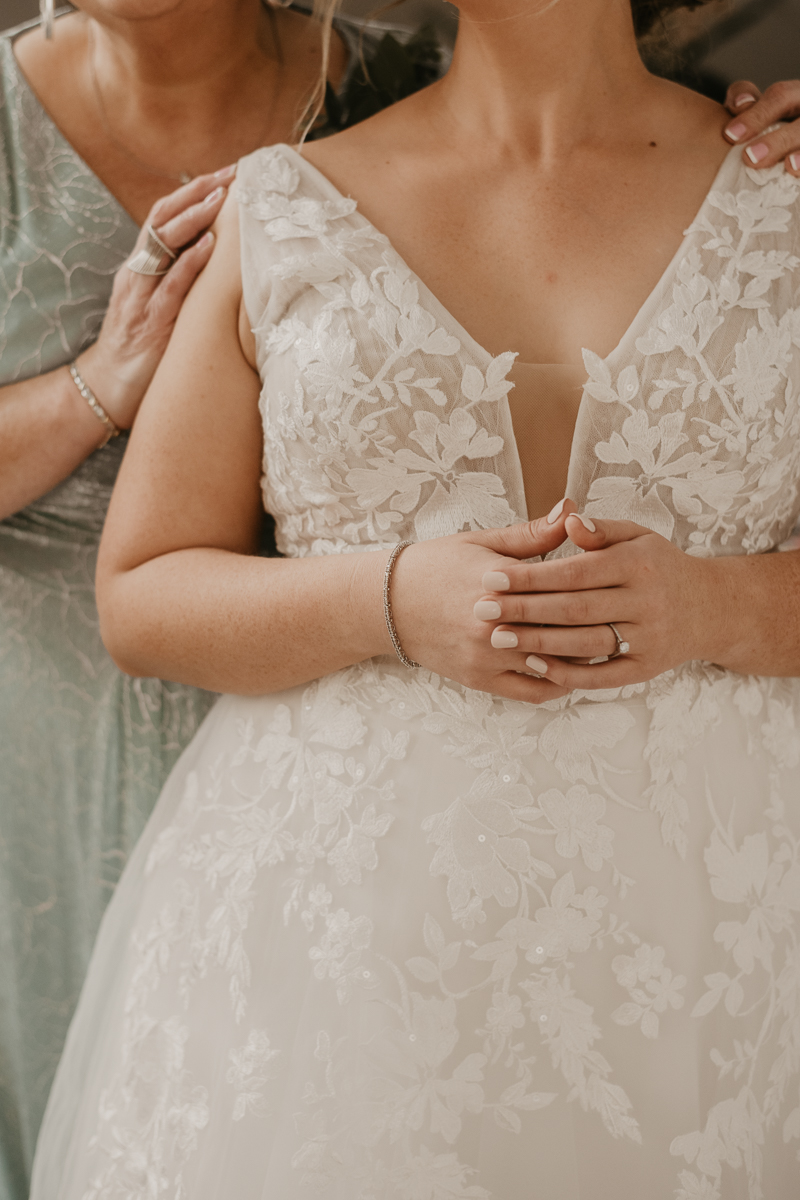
[31,658,800,1199]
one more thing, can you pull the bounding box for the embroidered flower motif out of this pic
[309,908,374,1002]
[485,991,525,1038]
[424,797,526,922]
[538,785,615,870]
[536,703,635,785]
[612,944,686,1038]
[227,1030,280,1120]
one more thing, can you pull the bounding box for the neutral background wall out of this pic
[0,0,798,95]
[700,0,800,91]
[1,0,39,30]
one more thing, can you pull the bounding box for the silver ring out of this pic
[607,622,630,659]
[126,223,177,277]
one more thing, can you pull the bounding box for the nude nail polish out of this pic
[734,93,756,108]
[726,122,747,142]
[789,153,800,173]
[205,186,225,204]
[569,513,596,533]
[474,600,502,620]
[214,164,237,178]
[491,629,518,649]
[546,497,566,524]
[526,654,548,673]
[746,142,768,164]
[482,571,510,592]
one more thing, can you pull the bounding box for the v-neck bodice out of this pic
[237,142,800,561]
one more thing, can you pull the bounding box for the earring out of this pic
[40,0,55,39]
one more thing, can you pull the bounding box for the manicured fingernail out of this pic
[568,512,596,533]
[214,164,237,178]
[491,629,518,649]
[198,231,214,248]
[526,654,548,673]
[474,600,502,620]
[789,153,800,173]
[746,142,768,164]
[205,186,225,204]
[734,93,756,108]
[482,571,510,592]
[725,121,747,141]
[546,497,566,525]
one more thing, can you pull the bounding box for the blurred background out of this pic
[1,0,798,99]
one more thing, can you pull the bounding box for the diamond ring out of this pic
[607,622,630,658]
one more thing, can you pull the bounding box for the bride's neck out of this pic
[441,0,656,157]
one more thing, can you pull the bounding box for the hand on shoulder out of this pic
[723,79,800,174]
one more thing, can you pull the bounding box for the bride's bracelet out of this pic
[383,541,421,669]
[68,360,121,446]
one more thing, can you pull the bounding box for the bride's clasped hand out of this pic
[391,498,776,703]
[470,505,777,693]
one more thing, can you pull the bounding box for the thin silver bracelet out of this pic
[383,541,421,669]
[68,361,121,446]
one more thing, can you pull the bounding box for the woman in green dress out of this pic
[0,2,797,1197]
[0,3,385,1195]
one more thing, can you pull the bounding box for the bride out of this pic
[32,0,800,1196]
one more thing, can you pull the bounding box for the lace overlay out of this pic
[0,35,215,1200]
[31,144,800,1200]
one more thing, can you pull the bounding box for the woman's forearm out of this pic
[99,547,394,694]
[0,352,111,519]
[707,548,800,677]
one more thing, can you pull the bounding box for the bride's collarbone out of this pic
[377,170,723,365]
[310,125,729,365]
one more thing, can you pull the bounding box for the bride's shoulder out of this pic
[645,74,728,158]
[648,72,726,123]
[185,187,245,320]
[300,93,428,219]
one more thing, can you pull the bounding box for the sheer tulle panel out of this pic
[506,362,587,519]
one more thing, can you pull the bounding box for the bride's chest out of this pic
[358,191,705,369]
[319,144,733,369]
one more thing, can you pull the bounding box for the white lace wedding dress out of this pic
[31,144,800,1200]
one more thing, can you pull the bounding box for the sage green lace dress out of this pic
[0,34,216,1200]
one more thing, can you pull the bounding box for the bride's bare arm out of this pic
[96,196,571,701]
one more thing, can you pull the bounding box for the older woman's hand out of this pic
[74,168,235,429]
[723,79,800,175]
[474,510,726,691]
